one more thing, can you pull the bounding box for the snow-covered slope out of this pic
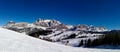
[0,27,120,52]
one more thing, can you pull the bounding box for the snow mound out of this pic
[0,27,120,52]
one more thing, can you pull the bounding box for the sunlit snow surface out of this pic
[0,27,120,52]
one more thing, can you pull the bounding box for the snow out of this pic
[44,20,52,22]
[66,25,74,29]
[50,31,74,41]
[0,27,120,52]
[34,26,47,30]
[27,24,47,30]
[42,19,61,24]
[46,30,62,37]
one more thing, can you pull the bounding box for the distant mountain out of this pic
[33,18,61,27]
[3,18,107,33]
[73,25,106,32]
[2,18,109,47]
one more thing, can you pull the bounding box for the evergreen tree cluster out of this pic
[78,30,120,47]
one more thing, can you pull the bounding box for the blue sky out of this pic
[0,0,120,30]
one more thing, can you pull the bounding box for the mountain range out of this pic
[3,18,109,47]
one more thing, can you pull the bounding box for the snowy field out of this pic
[0,27,120,52]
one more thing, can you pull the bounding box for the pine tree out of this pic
[85,39,91,47]
[78,40,83,47]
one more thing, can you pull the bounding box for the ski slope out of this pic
[0,27,120,52]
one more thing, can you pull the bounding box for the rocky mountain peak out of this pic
[33,18,61,27]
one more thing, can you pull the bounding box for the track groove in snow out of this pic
[0,27,120,52]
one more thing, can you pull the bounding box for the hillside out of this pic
[0,27,120,52]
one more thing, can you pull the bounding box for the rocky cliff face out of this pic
[3,18,107,33]
[73,25,106,32]
[33,18,61,27]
